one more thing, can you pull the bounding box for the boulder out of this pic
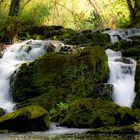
[20,25,76,41]
[65,30,110,46]
[11,46,109,110]
[0,105,50,132]
[51,98,139,128]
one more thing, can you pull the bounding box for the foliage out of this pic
[0,16,21,43]
[19,2,51,25]
[0,0,132,31]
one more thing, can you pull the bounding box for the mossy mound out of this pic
[0,105,50,132]
[51,98,140,128]
[21,26,110,47]
[20,25,76,41]
[65,30,110,46]
[12,46,109,110]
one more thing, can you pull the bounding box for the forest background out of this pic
[0,0,139,44]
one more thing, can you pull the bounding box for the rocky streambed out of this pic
[0,26,139,136]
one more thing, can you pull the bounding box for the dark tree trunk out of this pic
[127,0,136,20]
[127,0,140,27]
[9,0,20,16]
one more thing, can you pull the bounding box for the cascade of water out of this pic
[103,28,140,43]
[0,39,74,113]
[0,40,49,113]
[106,49,137,107]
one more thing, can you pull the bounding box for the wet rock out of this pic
[0,105,50,132]
[52,98,139,128]
[65,30,110,46]
[20,26,76,41]
[11,46,109,110]
[94,84,113,101]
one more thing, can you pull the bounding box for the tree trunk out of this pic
[127,0,136,20]
[127,0,140,27]
[9,0,20,16]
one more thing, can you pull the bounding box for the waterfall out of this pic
[0,39,73,113]
[103,28,140,43]
[106,49,137,107]
[0,40,49,113]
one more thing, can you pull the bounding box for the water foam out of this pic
[106,49,137,107]
[103,28,140,43]
[0,40,49,112]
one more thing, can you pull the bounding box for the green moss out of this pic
[52,98,139,128]
[65,31,110,46]
[20,26,76,41]
[12,46,109,110]
[0,105,50,132]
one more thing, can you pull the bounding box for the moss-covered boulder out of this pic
[20,25,76,41]
[12,46,109,110]
[0,105,50,132]
[65,30,110,46]
[51,98,139,128]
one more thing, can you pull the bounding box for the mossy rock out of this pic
[12,46,109,110]
[65,30,110,46]
[51,98,139,128]
[20,26,76,41]
[0,105,50,132]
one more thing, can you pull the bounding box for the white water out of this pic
[106,49,137,107]
[0,39,74,113]
[103,28,140,43]
[0,40,49,112]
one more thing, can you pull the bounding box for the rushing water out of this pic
[0,39,73,113]
[103,28,140,43]
[104,29,138,107]
[0,30,138,139]
[0,40,48,112]
[106,49,137,107]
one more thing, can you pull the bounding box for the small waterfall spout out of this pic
[103,28,140,43]
[106,49,137,107]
